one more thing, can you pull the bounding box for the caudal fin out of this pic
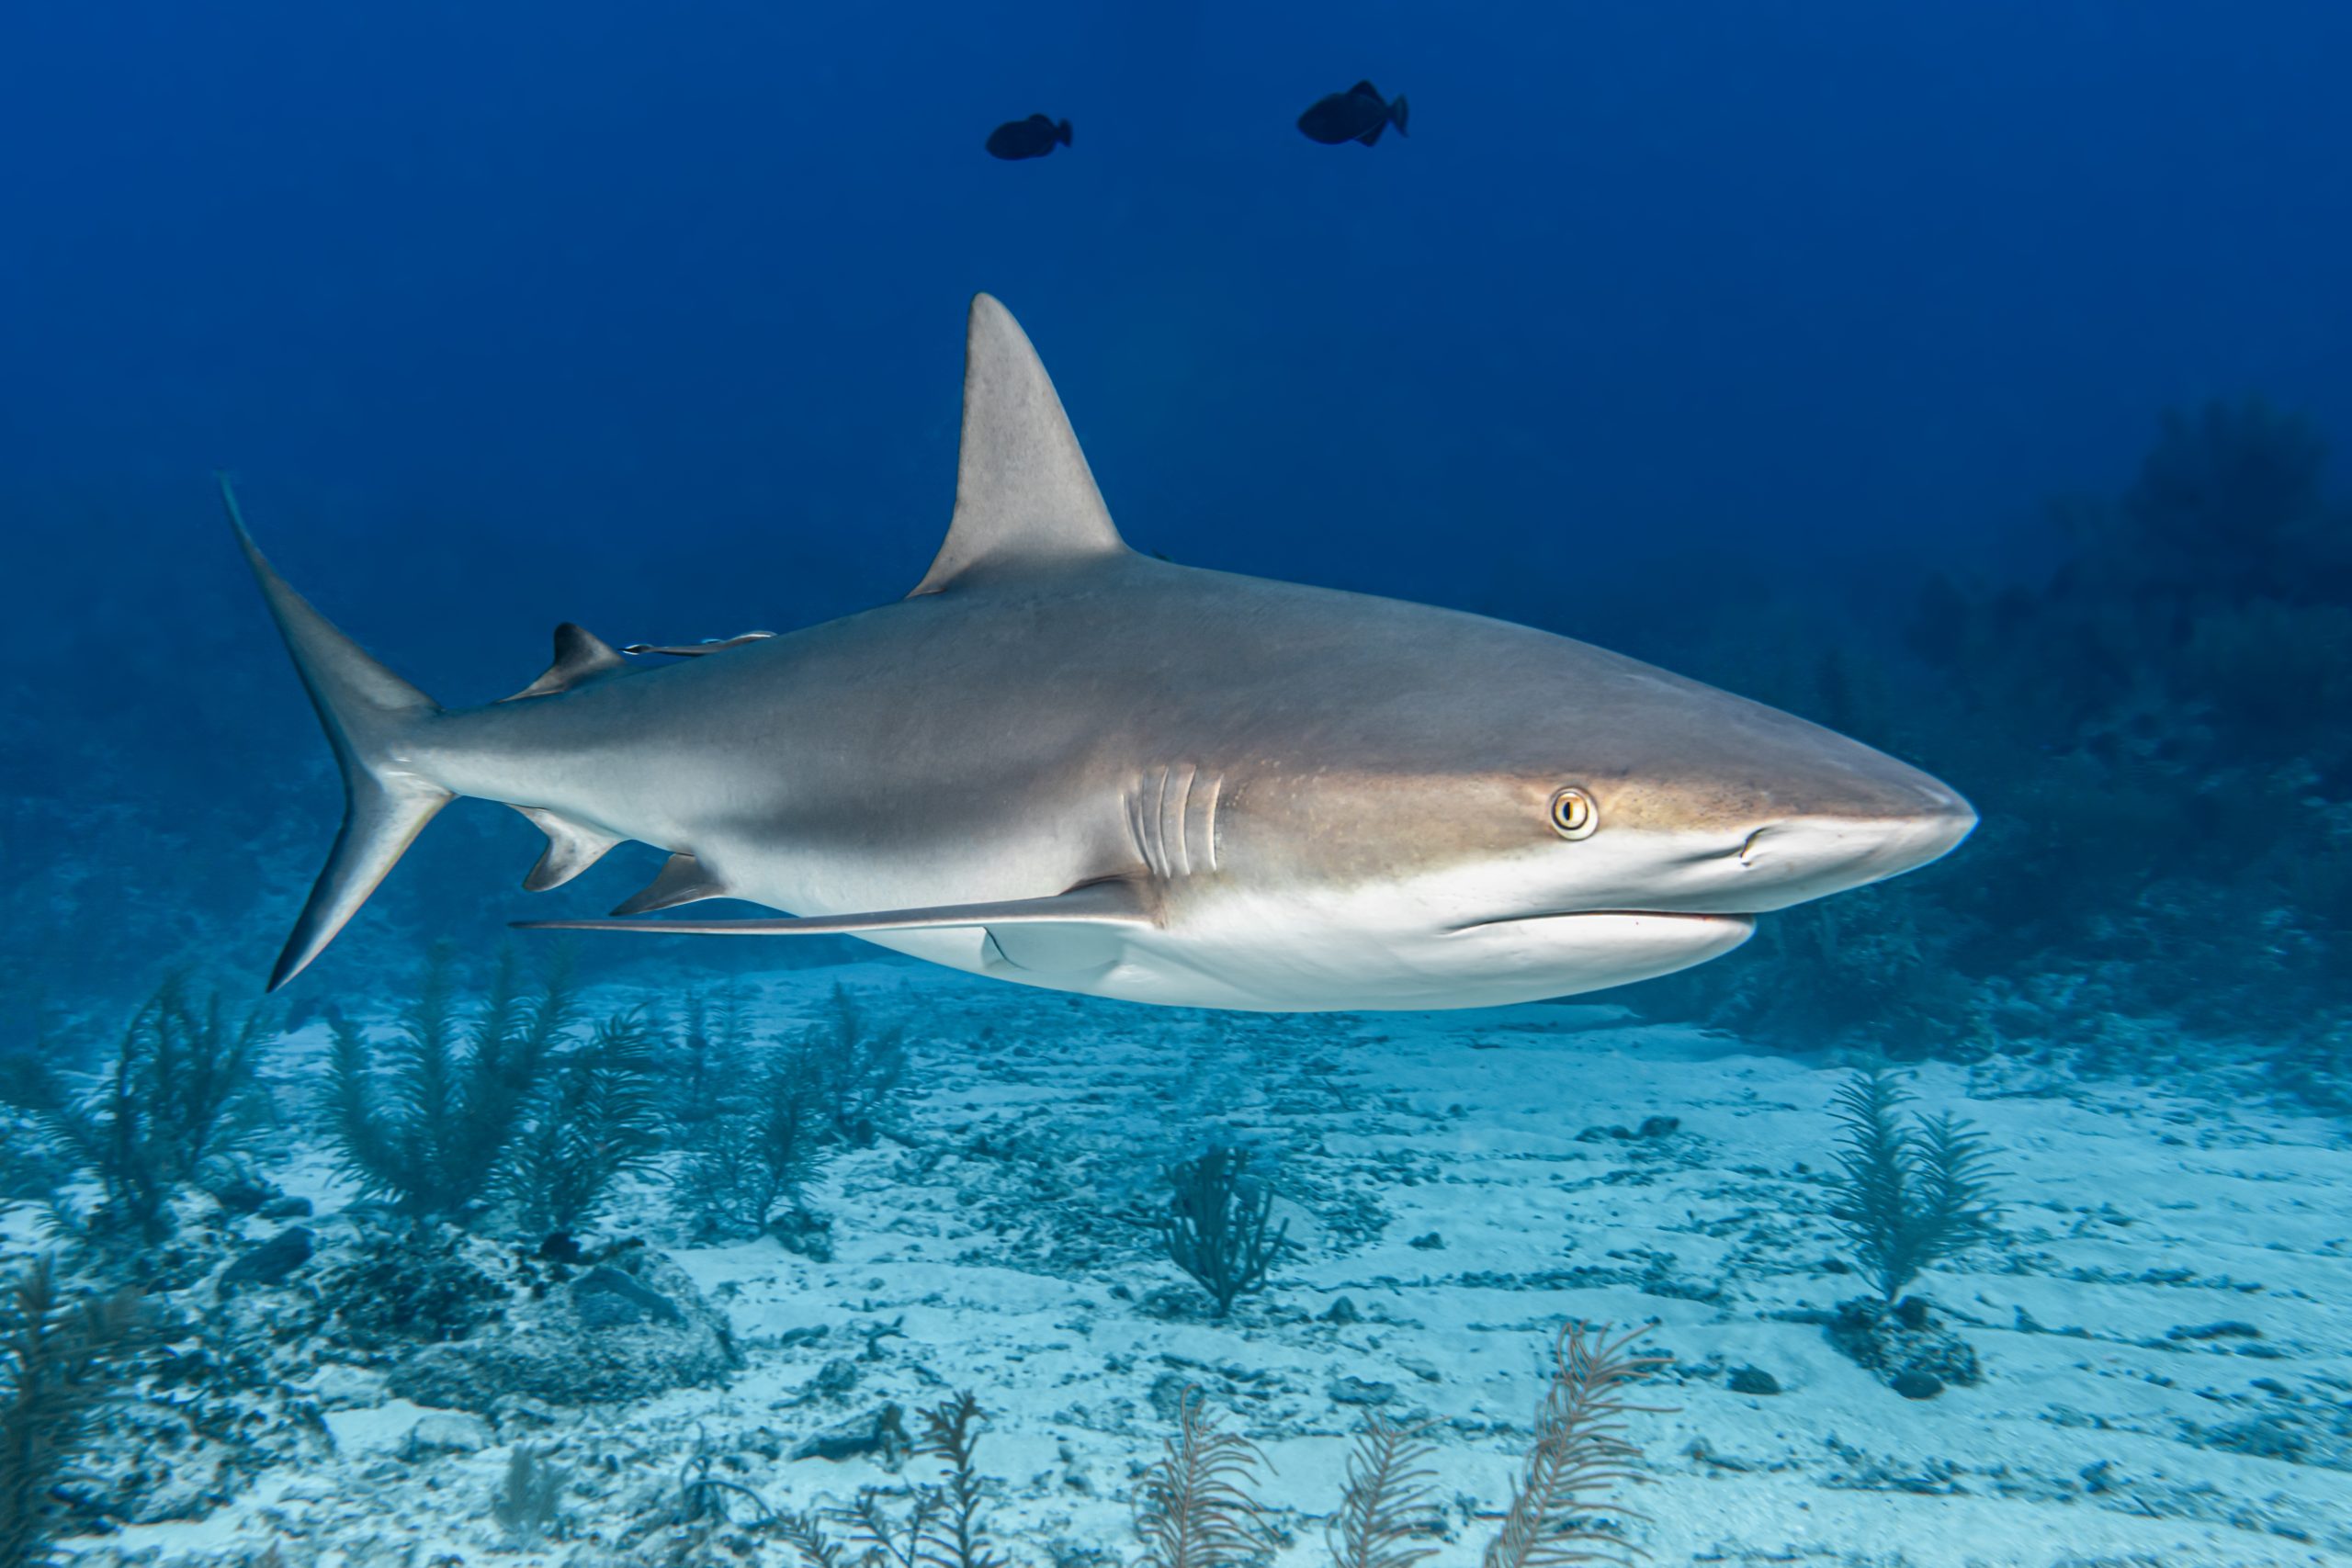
[220,478,451,990]
[1391,94,1408,136]
[1057,118,1072,147]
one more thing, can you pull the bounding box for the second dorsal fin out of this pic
[908,294,1128,597]
[502,623,630,702]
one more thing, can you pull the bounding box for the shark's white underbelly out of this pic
[723,866,1753,1013]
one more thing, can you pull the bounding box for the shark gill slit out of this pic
[1149,768,1170,877]
[1203,772,1223,873]
[1128,763,1216,881]
[1164,763,1198,878]
[1125,777,1156,879]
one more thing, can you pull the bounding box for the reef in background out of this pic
[1630,398,2351,1111]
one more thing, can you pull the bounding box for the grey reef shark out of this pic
[229,294,1974,1011]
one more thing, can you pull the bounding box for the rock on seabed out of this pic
[387,1248,740,1413]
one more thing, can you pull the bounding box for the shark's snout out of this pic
[1720,792,1975,911]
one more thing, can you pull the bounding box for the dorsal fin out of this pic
[908,294,1127,597]
[502,623,630,702]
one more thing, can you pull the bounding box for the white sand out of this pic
[62,958,2352,1566]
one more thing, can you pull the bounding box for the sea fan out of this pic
[505,1010,664,1235]
[1132,1387,1272,1568]
[768,1393,1007,1568]
[1480,1323,1666,1568]
[1326,1413,1442,1568]
[0,1256,140,1568]
[1159,1145,1291,1317]
[11,977,272,1246]
[1826,1069,2002,1303]
[490,1444,567,1544]
[917,1391,1009,1568]
[808,984,910,1148]
[327,945,578,1220]
[666,987,749,1133]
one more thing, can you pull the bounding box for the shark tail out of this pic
[220,478,453,991]
[1391,94,1408,136]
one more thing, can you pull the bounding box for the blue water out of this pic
[5,5,2349,1562]
[4,1,2345,1004]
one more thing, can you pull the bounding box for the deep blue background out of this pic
[5,1,2348,999]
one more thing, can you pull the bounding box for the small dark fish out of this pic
[986,114,1073,161]
[1297,80,1408,146]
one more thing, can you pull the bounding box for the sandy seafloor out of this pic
[50,957,2352,1568]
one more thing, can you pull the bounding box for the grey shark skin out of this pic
[232,294,1974,1011]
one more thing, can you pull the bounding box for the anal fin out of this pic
[611,852,731,916]
[514,807,626,891]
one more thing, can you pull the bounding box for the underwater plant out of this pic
[0,1256,141,1568]
[1479,1322,1665,1568]
[666,988,751,1135]
[673,987,905,1244]
[1131,1385,1273,1568]
[584,1328,1667,1566]
[671,1033,836,1243]
[740,1392,1012,1568]
[880,1390,1012,1568]
[1133,1323,1665,1567]
[1158,1145,1292,1318]
[1824,1069,2002,1304]
[490,1443,568,1544]
[504,1010,665,1236]
[11,978,272,1246]
[804,984,909,1149]
[1325,1414,1442,1568]
[325,947,576,1221]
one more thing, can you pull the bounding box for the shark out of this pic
[232,294,1974,1011]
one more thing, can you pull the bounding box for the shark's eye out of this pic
[1550,787,1598,840]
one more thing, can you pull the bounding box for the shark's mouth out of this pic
[1450,908,1759,934]
[1431,908,1759,998]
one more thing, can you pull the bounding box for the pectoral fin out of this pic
[515,878,1152,941]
